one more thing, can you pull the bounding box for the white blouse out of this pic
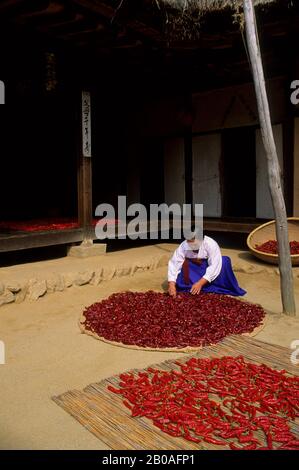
[168,236,222,283]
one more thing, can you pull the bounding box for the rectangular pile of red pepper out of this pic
[0,218,118,232]
[256,240,299,255]
[108,356,299,450]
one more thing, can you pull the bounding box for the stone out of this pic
[27,279,47,301]
[15,284,28,304]
[46,277,57,294]
[90,269,103,286]
[63,273,75,288]
[134,265,144,273]
[67,243,107,258]
[54,274,65,292]
[0,290,15,306]
[115,266,131,277]
[6,281,21,293]
[46,275,65,293]
[131,264,148,275]
[102,267,116,281]
[0,281,4,296]
[73,271,93,286]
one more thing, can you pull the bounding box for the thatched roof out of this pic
[155,0,285,41]
[161,0,276,11]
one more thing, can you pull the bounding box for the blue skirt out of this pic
[176,256,246,297]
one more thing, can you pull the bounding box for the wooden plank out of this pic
[0,217,261,254]
[0,229,84,252]
[203,220,259,233]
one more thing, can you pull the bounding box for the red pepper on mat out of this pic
[108,355,299,450]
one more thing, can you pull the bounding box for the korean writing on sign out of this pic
[82,91,91,157]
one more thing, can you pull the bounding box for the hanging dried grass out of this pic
[154,0,279,41]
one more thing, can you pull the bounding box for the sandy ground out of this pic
[0,248,299,449]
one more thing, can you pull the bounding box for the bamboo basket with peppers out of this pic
[247,217,299,265]
[80,291,267,352]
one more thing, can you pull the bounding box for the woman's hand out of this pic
[168,281,177,298]
[190,278,208,295]
[190,281,202,295]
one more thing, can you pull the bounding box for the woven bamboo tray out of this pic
[247,217,299,265]
[79,298,267,353]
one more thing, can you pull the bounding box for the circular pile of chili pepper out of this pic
[255,240,299,255]
[108,356,299,450]
[82,291,265,349]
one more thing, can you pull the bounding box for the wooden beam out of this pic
[244,0,296,316]
[203,220,259,234]
[72,0,163,43]
[0,229,84,252]
[14,1,64,23]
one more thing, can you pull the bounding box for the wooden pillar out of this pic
[294,118,299,216]
[77,90,93,242]
[244,0,296,316]
[293,57,299,216]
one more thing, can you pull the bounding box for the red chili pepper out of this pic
[238,434,260,444]
[204,437,226,445]
[107,385,122,394]
[122,400,133,410]
[256,239,299,255]
[183,434,201,443]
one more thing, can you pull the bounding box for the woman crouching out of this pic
[168,235,246,298]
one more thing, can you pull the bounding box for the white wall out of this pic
[192,79,286,133]
[192,133,222,217]
[256,124,283,219]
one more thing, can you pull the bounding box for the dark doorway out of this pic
[222,127,256,217]
[140,138,164,208]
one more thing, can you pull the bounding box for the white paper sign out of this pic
[82,90,91,157]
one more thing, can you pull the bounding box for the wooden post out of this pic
[77,90,93,243]
[243,0,296,315]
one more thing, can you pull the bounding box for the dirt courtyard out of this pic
[0,247,299,450]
